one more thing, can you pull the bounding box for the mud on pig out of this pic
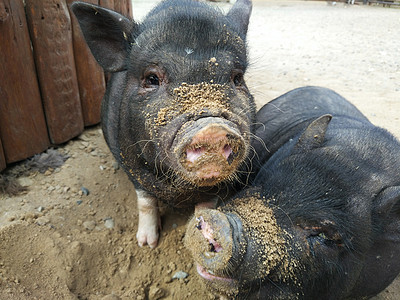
[185,87,400,299]
[71,0,256,248]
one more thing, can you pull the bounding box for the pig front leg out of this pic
[135,189,160,248]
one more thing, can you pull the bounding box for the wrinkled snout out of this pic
[185,126,233,167]
[176,117,247,186]
[185,209,237,280]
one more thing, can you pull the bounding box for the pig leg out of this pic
[135,189,160,248]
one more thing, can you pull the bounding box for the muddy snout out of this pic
[185,209,234,275]
[176,118,247,186]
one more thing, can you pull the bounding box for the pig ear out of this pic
[294,114,332,153]
[375,186,400,218]
[70,2,134,72]
[227,0,252,36]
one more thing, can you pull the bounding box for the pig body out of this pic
[251,86,369,171]
[185,86,400,299]
[71,0,255,247]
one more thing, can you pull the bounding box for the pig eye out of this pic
[145,74,160,87]
[141,66,165,91]
[305,226,343,253]
[231,70,244,87]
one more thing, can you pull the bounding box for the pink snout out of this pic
[180,123,245,185]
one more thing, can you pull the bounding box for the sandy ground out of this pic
[1,0,399,299]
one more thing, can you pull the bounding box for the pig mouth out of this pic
[196,263,239,298]
[196,263,234,283]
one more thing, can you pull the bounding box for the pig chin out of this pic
[171,117,248,187]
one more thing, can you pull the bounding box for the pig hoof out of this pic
[136,227,159,248]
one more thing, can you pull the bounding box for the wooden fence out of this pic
[0,0,132,171]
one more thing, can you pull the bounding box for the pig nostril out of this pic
[227,152,236,165]
[204,241,221,258]
[223,144,232,159]
[196,216,204,230]
[209,240,222,253]
[210,243,216,252]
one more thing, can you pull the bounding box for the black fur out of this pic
[221,87,400,299]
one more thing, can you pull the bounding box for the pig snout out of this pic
[185,198,296,298]
[175,117,247,186]
[185,128,233,167]
[185,209,242,287]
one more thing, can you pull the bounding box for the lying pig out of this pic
[71,0,255,247]
[185,86,400,299]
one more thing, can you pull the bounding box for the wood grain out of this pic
[67,0,105,126]
[25,0,84,144]
[0,0,50,164]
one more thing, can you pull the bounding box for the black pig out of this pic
[185,87,400,299]
[71,0,255,248]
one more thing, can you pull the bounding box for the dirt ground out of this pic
[1,0,399,299]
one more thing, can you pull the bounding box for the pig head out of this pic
[71,0,255,247]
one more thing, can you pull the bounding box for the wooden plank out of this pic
[0,137,6,171]
[25,0,84,144]
[99,0,114,10]
[67,0,105,126]
[114,0,132,18]
[0,0,50,164]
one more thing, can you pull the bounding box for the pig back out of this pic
[253,86,369,168]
